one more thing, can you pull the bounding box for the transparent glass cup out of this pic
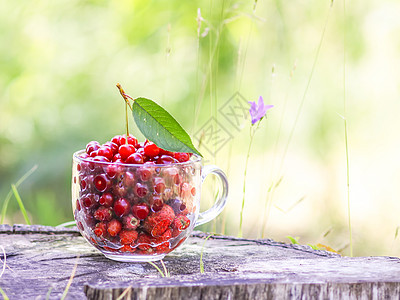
[72,150,228,262]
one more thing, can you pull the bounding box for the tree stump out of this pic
[1,224,400,299]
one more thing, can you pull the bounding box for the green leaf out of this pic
[131,97,202,157]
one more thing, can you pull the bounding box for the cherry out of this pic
[99,192,114,207]
[97,146,113,160]
[93,156,110,163]
[112,153,122,162]
[94,174,111,192]
[144,142,160,157]
[90,150,99,158]
[113,182,127,198]
[151,196,163,212]
[174,152,190,162]
[138,167,152,181]
[157,155,178,165]
[123,171,135,187]
[134,183,148,198]
[153,177,165,194]
[111,135,123,146]
[86,141,100,155]
[106,164,121,178]
[103,141,119,154]
[132,203,150,220]
[126,153,144,164]
[119,144,136,160]
[81,194,97,208]
[114,198,131,217]
[120,134,138,147]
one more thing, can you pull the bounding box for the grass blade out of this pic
[116,286,132,300]
[147,262,165,277]
[160,259,170,277]
[11,184,31,225]
[56,221,77,228]
[0,287,9,300]
[60,255,79,300]
[200,235,212,274]
[1,165,38,224]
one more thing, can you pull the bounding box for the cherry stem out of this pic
[116,83,133,142]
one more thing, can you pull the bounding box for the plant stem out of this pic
[200,235,212,274]
[60,255,79,300]
[238,124,258,237]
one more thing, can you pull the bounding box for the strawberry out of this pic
[136,233,154,251]
[173,214,190,231]
[143,205,175,237]
[107,219,122,237]
[120,245,135,253]
[94,222,107,237]
[119,230,138,245]
[154,228,172,252]
[122,214,140,230]
[94,206,113,222]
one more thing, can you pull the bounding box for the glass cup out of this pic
[72,150,228,262]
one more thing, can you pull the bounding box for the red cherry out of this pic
[119,144,136,160]
[123,171,135,186]
[157,155,178,165]
[132,204,150,220]
[134,183,148,198]
[114,182,127,197]
[151,196,163,212]
[114,198,131,217]
[97,146,113,160]
[104,141,119,154]
[94,174,111,192]
[99,192,114,207]
[120,134,138,147]
[106,164,121,178]
[191,187,196,196]
[93,156,110,163]
[86,141,100,155]
[153,177,165,194]
[159,148,175,156]
[138,167,152,181]
[126,153,144,164]
[174,152,190,162]
[112,155,122,163]
[81,194,96,208]
[144,142,160,157]
[90,150,99,158]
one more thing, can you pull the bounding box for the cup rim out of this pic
[73,149,202,167]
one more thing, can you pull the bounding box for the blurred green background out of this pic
[1,0,400,256]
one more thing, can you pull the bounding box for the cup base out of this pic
[103,252,167,262]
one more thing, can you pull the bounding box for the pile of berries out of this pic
[73,134,197,256]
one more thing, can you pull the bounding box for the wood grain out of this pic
[1,225,400,299]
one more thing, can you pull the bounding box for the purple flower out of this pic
[248,96,274,125]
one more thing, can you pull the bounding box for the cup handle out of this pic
[195,165,229,227]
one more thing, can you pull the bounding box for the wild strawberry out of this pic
[120,245,135,253]
[143,205,175,237]
[107,219,122,237]
[94,206,113,222]
[119,230,138,245]
[136,233,154,250]
[113,198,131,217]
[132,203,150,220]
[154,228,172,252]
[94,222,107,237]
[123,214,140,230]
[173,214,190,231]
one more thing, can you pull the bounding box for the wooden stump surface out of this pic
[1,224,400,299]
